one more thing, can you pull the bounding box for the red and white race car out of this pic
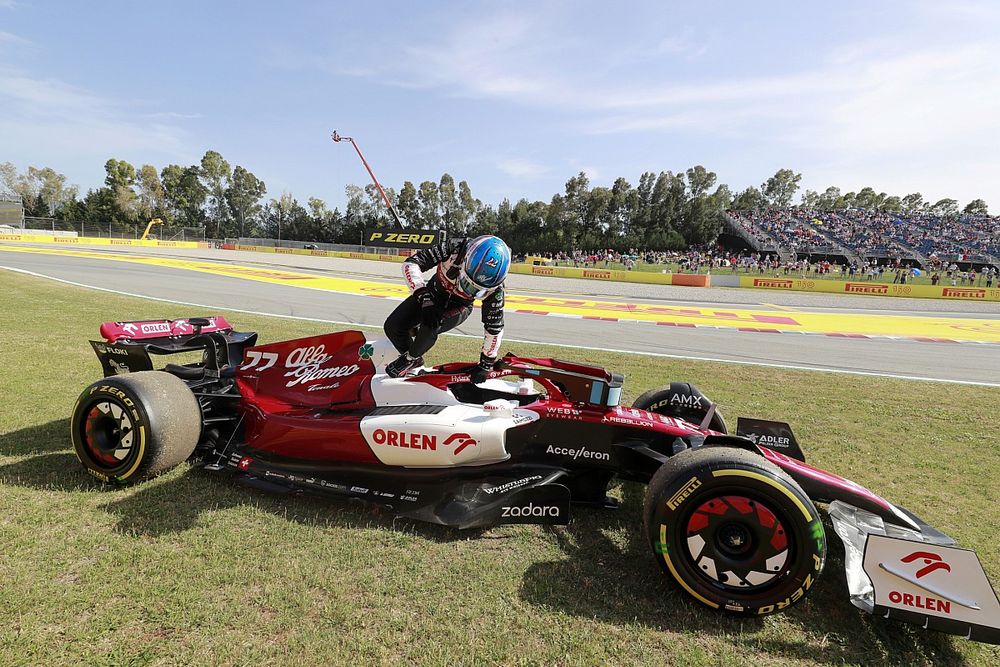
[70,317,1000,643]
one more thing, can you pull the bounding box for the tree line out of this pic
[1,157,990,252]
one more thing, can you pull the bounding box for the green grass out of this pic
[1,270,998,666]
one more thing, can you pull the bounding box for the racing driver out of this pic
[384,235,510,382]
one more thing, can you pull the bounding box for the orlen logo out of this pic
[883,550,955,614]
[901,550,952,579]
[753,279,793,288]
[140,322,172,335]
[942,288,985,299]
[845,283,888,294]
[372,430,478,455]
[373,429,437,450]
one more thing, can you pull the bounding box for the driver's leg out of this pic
[383,293,421,354]
[409,304,472,358]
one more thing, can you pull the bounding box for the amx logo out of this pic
[901,550,951,579]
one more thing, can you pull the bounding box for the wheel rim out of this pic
[83,400,136,468]
[684,494,791,591]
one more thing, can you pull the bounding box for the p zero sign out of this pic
[367,229,442,249]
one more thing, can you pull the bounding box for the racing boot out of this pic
[385,353,423,378]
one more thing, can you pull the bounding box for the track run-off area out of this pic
[2,242,998,386]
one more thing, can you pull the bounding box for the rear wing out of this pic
[91,316,257,378]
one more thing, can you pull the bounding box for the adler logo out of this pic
[942,288,985,299]
[501,503,561,518]
[747,433,791,447]
[753,279,793,288]
[845,283,888,294]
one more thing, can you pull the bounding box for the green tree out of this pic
[457,180,479,235]
[417,181,441,229]
[800,189,820,208]
[396,181,419,226]
[761,168,801,207]
[963,198,989,215]
[136,165,167,223]
[685,165,717,198]
[438,173,460,235]
[930,198,959,216]
[104,159,138,224]
[816,186,841,211]
[731,186,763,211]
[161,164,208,226]
[225,166,267,237]
[200,150,232,237]
[900,193,924,214]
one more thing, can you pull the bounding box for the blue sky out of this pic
[1,1,998,210]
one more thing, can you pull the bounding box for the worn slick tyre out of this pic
[71,371,201,485]
[643,447,826,617]
[633,382,727,433]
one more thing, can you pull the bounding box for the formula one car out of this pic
[71,317,1000,644]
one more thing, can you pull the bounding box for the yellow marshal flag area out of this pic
[2,244,998,343]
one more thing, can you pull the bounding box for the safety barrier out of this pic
[221,243,409,263]
[510,263,710,287]
[740,276,1000,301]
[0,233,207,249]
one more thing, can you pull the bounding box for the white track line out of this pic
[4,264,999,388]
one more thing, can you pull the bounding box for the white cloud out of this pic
[497,158,549,178]
[0,31,29,46]
[0,65,196,186]
[316,4,1000,203]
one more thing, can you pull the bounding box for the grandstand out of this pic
[724,208,1000,270]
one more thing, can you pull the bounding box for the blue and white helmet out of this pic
[458,235,511,297]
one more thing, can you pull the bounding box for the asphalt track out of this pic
[2,243,998,386]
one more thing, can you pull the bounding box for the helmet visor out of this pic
[457,270,488,299]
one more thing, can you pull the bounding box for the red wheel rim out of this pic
[83,400,136,468]
[684,494,790,591]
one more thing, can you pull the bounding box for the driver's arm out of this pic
[480,287,504,360]
[401,239,461,293]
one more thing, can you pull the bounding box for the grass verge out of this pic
[1,269,998,667]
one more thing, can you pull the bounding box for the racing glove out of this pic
[469,352,496,384]
[415,287,437,329]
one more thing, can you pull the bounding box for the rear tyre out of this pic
[71,371,201,485]
[633,382,727,432]
[643,447,825,616]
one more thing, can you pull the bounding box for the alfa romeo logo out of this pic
[358,343,374,360]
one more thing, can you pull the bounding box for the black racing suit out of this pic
[384,238,504,360]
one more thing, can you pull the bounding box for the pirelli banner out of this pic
[741,276,1000,302]
[0,233,205,249]
[366,229,442,249]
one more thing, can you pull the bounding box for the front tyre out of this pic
[643,447,825,616]
[71,371,201,485]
